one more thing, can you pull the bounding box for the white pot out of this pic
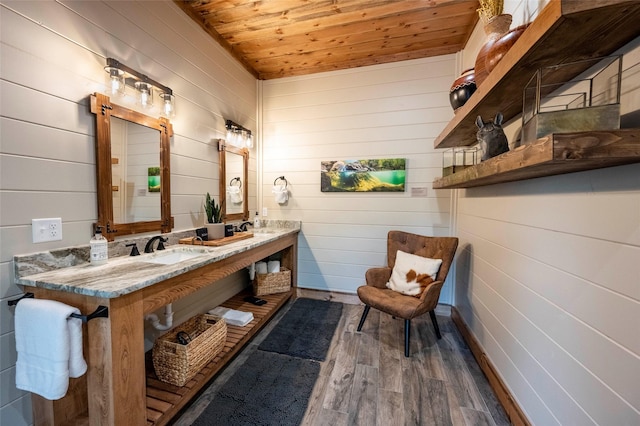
[205,223,225,240]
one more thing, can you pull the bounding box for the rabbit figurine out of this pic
[476,113,509,161]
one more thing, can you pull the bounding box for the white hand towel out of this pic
[272,185,288,204]
[15,299,87,400]
[227,186,243,204]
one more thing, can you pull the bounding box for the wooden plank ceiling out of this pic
[174,0,480,80]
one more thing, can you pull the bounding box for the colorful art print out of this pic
[148,167,161,192]
[320,159,406,192]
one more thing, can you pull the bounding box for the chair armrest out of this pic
[365,267,392,289]
[418,280,444,310]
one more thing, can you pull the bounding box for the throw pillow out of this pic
[386,250,442,296]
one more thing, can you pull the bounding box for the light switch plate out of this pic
[262,207,268,217]
[32,218,62,243]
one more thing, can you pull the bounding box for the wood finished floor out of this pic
[173,301,510,426]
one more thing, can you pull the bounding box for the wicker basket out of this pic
[152,314,226,387]
[253,267,291,296]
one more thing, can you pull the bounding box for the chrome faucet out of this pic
[144,236,168,253]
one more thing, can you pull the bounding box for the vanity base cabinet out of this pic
[25,233,298,426]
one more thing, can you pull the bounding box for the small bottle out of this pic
[90,226,108,266]
[253,211,260,229]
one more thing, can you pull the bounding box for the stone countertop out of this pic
[14,226,299,299]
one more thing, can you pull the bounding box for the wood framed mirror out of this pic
[219,140,249,222]
[91,93,173,241]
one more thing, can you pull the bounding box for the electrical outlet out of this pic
[262,207,268,217]
[32,218,63,243]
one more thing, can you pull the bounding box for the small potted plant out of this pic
[204,192,225,240]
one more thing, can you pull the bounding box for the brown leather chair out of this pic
[356,231,458,357]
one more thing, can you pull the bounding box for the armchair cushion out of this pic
[385,250,442,296]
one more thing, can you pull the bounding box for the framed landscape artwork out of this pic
[320,158,406,192]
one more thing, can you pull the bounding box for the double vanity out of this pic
[14,223,300,426]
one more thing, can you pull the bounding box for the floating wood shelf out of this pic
[433,129,640,189]
[434,0,640,149]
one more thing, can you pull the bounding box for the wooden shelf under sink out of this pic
[145,290,291,426]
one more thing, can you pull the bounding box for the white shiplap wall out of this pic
[0,1,256,424]
[261,57,456,295]
[454,1,640,425]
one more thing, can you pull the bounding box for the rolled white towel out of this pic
[267,260,280,273]
[256,261,268,274]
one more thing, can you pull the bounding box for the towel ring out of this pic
[273,176,288,188]
[229,177,242,188]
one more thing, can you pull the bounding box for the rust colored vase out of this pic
[474,14,512,87]
[485,23,530,75]
[449,68,477,112]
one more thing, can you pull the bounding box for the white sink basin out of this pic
[142,247,209,265]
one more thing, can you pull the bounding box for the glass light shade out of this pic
[231,131,240,147]
[160,93,175,118]
[104,66,125,96]
[246,133,254,149]
[135,81,153,109]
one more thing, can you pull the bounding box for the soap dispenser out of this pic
[253,211,260,229]
[90,226,108,266]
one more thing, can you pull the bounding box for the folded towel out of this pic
[267,260,280,273]
[208,307,254,327]
[15,299,87,400]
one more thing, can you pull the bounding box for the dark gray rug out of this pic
[258,298,343,361]
[191,298,344,426]
[191,350,319,426]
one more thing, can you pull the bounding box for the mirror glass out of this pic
[91,93,173,240]
[111,118,161,223]
[219,141,249,222]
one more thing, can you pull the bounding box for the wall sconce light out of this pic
[225,119,253,148]
[104,58,175,117]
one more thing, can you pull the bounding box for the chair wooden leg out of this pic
[429,310,442,339]
[404,319,411,357]
[357,305,371,331]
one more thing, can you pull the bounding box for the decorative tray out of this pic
[179,232,253,246]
